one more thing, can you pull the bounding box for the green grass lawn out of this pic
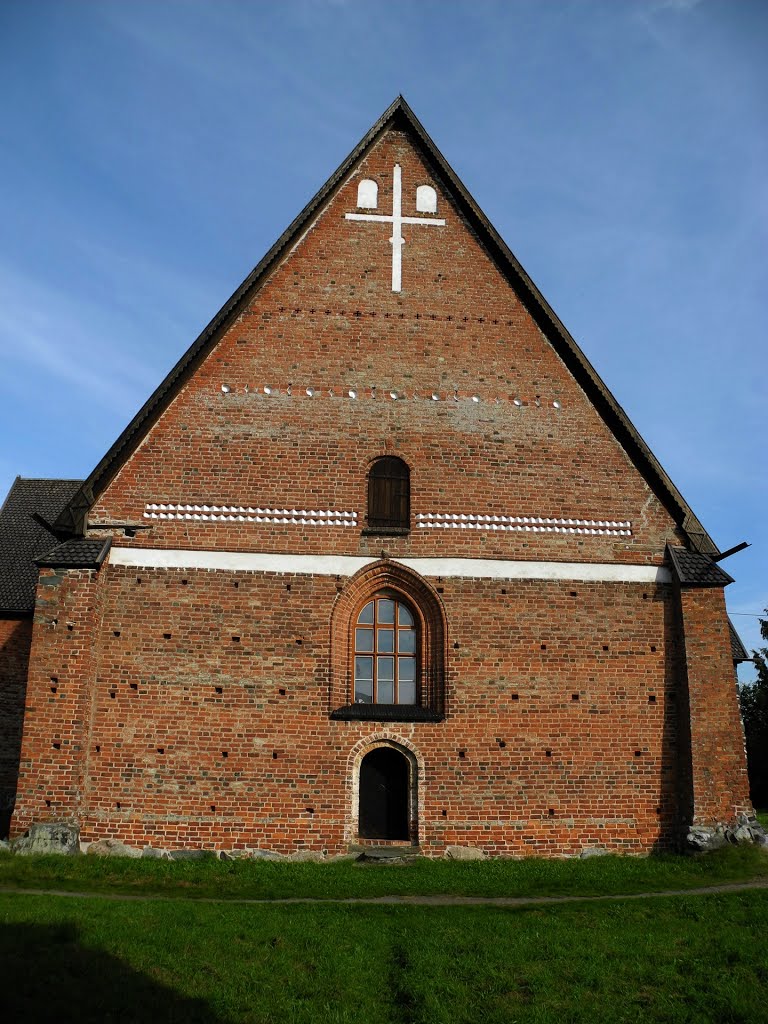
[2,891,767,1023]
[1,843,767,901]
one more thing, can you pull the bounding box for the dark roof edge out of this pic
[728,618,750,663]
[54,95,717,553]
[35,536,112,570]
[393,101,718,554]
[0,476,21,519]
[0,608,33,620]
[667,544,734,587]
[53,98,405,536]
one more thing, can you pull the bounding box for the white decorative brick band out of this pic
[416,513,632,537]
[143,504,358,527]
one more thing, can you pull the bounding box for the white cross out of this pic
[345,164,445,292]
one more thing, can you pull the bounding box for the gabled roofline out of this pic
[54,96,718,553]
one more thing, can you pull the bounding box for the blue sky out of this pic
[1,0,765,674]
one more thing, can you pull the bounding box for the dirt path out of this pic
[2,879,768,907]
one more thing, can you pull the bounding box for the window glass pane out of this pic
[398,629,415,654]
[398,657,416,682]
[378,599,395,624]
[358,602,374,625]
[355,628,374,652]
[398,679,416,705]
[377,656,394,681]
[378,678,395,703]
[377,628,394,653]
[355,678,373,703]
[355,656,373,681]
[398,604,414,626]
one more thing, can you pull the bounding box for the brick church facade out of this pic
[0,98,752,855]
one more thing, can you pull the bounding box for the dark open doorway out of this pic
[358,746,410,841]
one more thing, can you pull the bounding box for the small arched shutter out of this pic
[368,457,410,530]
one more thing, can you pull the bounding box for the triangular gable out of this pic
[54,96,717,553]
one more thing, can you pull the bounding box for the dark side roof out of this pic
[0,477,83,614]
[728,619,750,663]
[667,546,734,588]
[53,96,718,554]
[35,536,111,570]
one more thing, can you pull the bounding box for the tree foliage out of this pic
[738,610,768,809]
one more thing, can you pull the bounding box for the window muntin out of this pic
[367,457,410,530]
[354,597,417,704]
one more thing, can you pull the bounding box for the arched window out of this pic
[367,457,410,531]
[357,179,378,209]
[354,595,417,705]
[329,561,446,723]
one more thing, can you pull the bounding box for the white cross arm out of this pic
[345,213,446,226]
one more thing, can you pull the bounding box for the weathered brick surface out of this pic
[15,565,688,854]
[13,569,105,831]
[91,130,683,565]
[11,124,749,854]
[678,585,751,822]
[0,616,32,833]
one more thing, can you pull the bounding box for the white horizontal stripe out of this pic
[416,513,631,536]
[417,522,630,536]
[397,558,669,583]
[108,548,670,583]
[345,213,445,226]
[416,513,631,527]
[143,513,356,526]
[143,503,357,527]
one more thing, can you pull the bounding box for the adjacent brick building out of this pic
[1,98,752,854]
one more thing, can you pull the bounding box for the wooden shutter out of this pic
[368,458,410,529]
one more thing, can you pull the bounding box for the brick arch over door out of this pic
[345,732,425,845]
[329,560,448,715]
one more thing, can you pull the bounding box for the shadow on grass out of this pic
[0,921,222,1023]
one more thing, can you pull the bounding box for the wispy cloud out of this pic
[0,265,158,411]
[648,0,703,11]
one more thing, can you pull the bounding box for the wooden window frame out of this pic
[329,560,447,723]
[353,594,418,706]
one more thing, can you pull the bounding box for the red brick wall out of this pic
[0,616,32,836]
[91,128,684,565]
[678,585,751,823]
[15,563,690,854]
[13,569,105,831]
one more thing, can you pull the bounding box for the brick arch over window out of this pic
[329,560,447,722]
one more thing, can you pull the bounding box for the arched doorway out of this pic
[358,747,410,840]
